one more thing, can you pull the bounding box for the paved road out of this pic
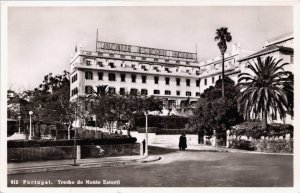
[8,147,293,187]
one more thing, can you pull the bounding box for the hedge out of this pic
[231,122,293,139]
[229,138,293,153]
[137,127,158,133]
[135,115,188,129]
[8,138,137,148]
[156,129,196,135]
[256,139,293,153]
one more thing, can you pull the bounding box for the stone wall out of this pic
[8,143,140,163]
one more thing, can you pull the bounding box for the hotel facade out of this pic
[70,32,293,120]
[70,41,249,106]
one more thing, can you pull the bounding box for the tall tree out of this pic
[237,56,293,129]
[214,27,232,99]
[187,77,242,136]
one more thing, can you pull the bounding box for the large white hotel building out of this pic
[70,41,249,106]
[70,32,293,119]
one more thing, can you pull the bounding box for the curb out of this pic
[140,156,161,163]
[8,156,161,175]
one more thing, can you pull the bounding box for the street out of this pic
[8,146,293,187]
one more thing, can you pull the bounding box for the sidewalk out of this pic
[149,143,293,155]
[8,155,161,175]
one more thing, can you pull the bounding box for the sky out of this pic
[7,6,293,91]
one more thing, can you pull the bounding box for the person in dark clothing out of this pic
[179,133,187,150]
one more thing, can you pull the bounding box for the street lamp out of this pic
[29,111,33,140]
[18,116,21,134]
[144,111,148,157]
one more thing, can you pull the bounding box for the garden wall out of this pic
[130,131,198,147]
[8,143,140,162]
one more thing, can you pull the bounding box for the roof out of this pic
[238,45,293,62]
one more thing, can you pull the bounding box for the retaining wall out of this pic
[8,143,140,162]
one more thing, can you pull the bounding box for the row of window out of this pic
[84,71,200,87]
[84,55,192,65]
[71,87,78,96]
[84,86,200,97]
[85,60,197,73]
[71,74,78,83]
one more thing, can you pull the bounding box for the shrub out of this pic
[137,127,158,133]
[229,139,256,151]
[135,115,188,129]
[156,129,195,135]
[8,138,137,148]
[231,121,293,139]
[256,139,293,153]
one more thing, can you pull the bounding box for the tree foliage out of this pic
[188,77,243,136]
[237,56,293,129]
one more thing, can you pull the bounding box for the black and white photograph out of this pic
[0,1,299,192]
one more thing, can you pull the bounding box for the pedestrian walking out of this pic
[179,133,187,150]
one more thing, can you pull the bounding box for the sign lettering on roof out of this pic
[97,41,197,60]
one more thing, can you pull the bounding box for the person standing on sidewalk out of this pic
[179,133,187,150]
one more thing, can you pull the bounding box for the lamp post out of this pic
[144,111,148,157]
[18,116,21,134]
[29,111,33,140]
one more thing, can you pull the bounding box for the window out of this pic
[130,88,138,96]
[109,87,116,94]
[186,70,190,73]
[196,79,200,87]
[154,58,158,61]
[109,62,115,68]
[131,75,136,83]
[121,74,126,82]
[85,71,93,80]
[97,61,103,67]
[165,77,170,85]
[219,75,221,79]
[97,52,102,56]
[121,55,125,58]
[186,61,190,65]
[71,74,77,83]
[186,91,192,96]
[204,79,207,85]
[154,76,159,84]
[142,75,147,83]
[196,71,200,75]
[186,79,190,86]
[165,59,169,62]
[131,56,136,59]
[141,89,148,95]
[132,64,136,69]
[165,90,171,95]
[86,60,91,66]
[85,86,93,94]
[71,87,78,96]
[120,88,126,95]
[291,55,294,63]
[176,78,180,86]
[142,57,146,60]
[176,91,180,96]
[98,72,103,80]
[108,73,116,81]
[212,77,215,83]
[176,60,180,64]
[109,53,114,57]
[196,92,200,97]
[154,90,160,95]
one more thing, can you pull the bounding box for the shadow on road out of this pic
[148,146,178,155]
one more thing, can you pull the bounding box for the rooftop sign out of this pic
[96,41,197,60]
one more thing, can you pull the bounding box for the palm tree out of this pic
[237,56,293,129]
[214,27,232,99]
